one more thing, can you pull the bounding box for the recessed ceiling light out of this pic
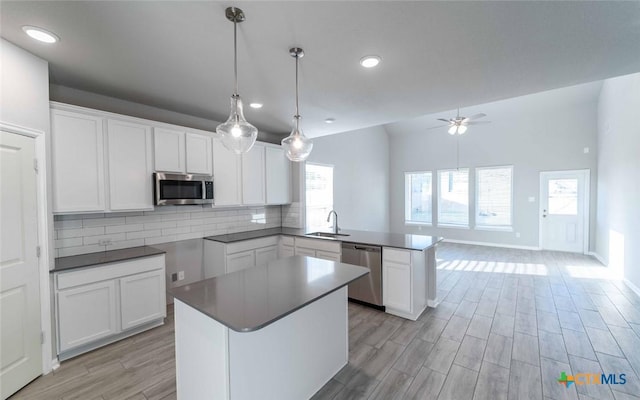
[22,26,59,44]
[359,55,381,68]
[324,118,336,124]
[249,103,263,109]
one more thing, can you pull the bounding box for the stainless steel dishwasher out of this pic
[341,242,383,309]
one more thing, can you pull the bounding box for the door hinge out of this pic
[41,331,45,344]
[33,158,39,173]
[36,246,41,258]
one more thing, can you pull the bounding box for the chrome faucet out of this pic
[326,210,339,234]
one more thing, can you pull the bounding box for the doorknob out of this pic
[542,209,547,218]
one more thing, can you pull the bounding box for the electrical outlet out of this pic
[178,271,185,281]
[98,239,112,246]
[171,273,178,282]
[583,147,590,154]
[515,232,521,238]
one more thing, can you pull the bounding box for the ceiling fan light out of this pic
[448,126,457,135]
[458,125,468,134]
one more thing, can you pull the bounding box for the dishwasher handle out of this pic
[354,245,381,252]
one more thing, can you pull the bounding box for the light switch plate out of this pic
[528,196,535,202]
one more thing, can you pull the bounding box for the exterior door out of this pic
[0,131,42,399]
[540,170,589,253]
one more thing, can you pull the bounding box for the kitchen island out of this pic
[169,256,368,400]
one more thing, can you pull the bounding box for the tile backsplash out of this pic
[54,205,282,257]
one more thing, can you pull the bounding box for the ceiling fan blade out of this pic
[463,113,487,122]
[427,125,449,130]
[466,121,491,125]
[436,118,452,123]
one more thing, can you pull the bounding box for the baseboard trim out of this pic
[51,358,60,371]
[587,251,607,266]
[442,238,540,251]
[624,279,640,299]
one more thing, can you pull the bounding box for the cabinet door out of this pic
[212,139,242,206]
[255,245,278,267]
[186,133,213,175]
[226,250,255,273]
[279,246,295,259]
[154,127,185,173]
[315,251,341,262]
[295,248,316,257]
[383,262,412,313]
[241,143,265,205]
[51,110,106,213]
[57,280,118,352]
[106,119,154,211]
[120,269,166,330]
[265,146,291,205]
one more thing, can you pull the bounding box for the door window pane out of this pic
[548,179,578,215]
[438,169,469,226]
[405,172,432,224]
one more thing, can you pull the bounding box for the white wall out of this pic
[595,72,640,289]
[305,125,390,232]
[386,84,600,249]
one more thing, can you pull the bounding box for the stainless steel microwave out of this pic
[153,173,214,206]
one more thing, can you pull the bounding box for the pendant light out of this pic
[216,7,258,154]
[281,47,313,162]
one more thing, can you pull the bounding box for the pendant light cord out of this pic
[233,19,238,96]
[295,54,300,119]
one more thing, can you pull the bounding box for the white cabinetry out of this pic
[106,119,154,211]
[204,236,279,278]
[278,236,295,258]
[50,109,106,213]
[54,254,166,360]
[212,139,242,206]
[241,143,266,205]
[382,248,426,320]
[294,237,341,261]
[154,128,213,175]
[265,146,291,205]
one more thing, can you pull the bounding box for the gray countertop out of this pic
[205,227,441,251]
[169,256,368,332]
[52,246,166,273]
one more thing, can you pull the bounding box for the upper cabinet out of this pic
[51,109,106,213]
[265,146,292,205]
[212,139,242,206]
[154,129,212,175]
[241,143,266,205]
[106,119,153,211]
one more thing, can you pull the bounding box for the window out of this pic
[305,163,333,229]
[476,166,513,228]
[405,172,432,224]
[437,169,469,226]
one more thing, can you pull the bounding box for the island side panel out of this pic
[174,299,229,400]
[228,287,348,400]
[426,245,439,307]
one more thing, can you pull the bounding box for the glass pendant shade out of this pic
[282,116,313,162]
[217,94,258,154]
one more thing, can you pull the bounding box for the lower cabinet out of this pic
[382,248,427,320]
[55,254,166,360]
[204,236,279,277]
[294,237,342,261]
[226,250,256,274]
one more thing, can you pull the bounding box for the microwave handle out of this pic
[202,181,207,200]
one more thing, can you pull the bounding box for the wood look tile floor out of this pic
[11,243,640,400]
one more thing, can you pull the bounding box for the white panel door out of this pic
[50,109,105,213]
[255,245,278,267]
[265,146,291,204]
[226,251,255,273]
[106,119,153,211]
[120,270,166,330]
[57,281,118,352]
[154,127,185,173]
[0,132,42,399]
[186,133,213,175]
[212,139,241,206]
[383,262,412,313]
[241,143,266,205]
[540,170,589,253]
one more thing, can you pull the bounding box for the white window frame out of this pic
[304,162,334,230]
[475,165,514,231]
[404,171,433,226]
[437,168,470,228]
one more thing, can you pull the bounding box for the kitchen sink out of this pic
[306,232,351,238]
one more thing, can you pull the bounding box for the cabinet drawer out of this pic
[315,251,341,262]
[295,248,316,257]
[280,236,295,246]
[295,237,341,253]
[226,236,279,255]
[56,255,165,290]
[226,250,255,273]
[383,248,411,264]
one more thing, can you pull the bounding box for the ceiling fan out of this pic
[431,108,489,135]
